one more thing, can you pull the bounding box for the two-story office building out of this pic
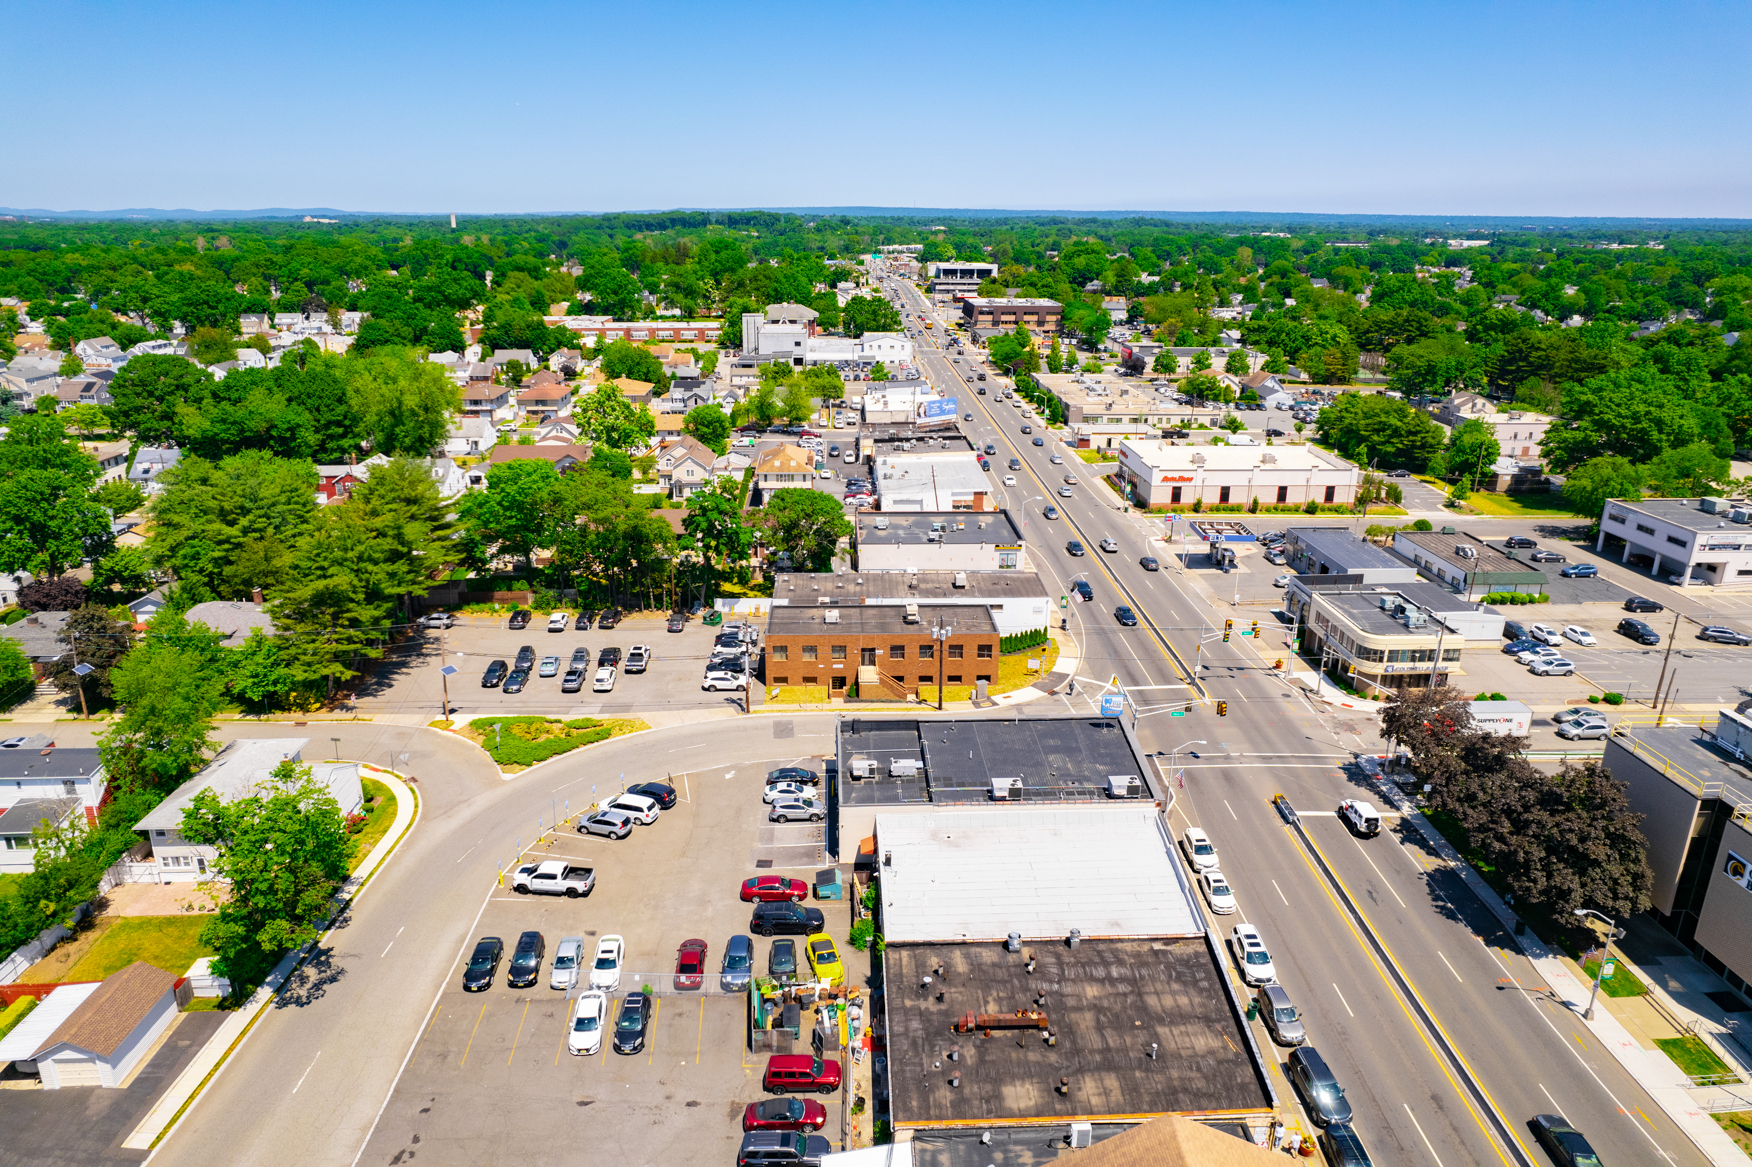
[926,262,998,298]
[960,297,1063,334]
[764,603,999,697]
[853,511,1025,573]
[1282,579,1502,694]
[1113,440,1360,510]
[772,570,1050,637]
[1595,497,1752,589]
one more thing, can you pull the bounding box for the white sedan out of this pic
[588,935,625,991]
[818,469,834,479]
[1273,574,1292,588]
[1202,870,1238,915]
[592,666,617,692]
[1003,475,1017,487]
[763,781,814,804]
[567,990,608,1055]
[1563,625,1597,647]
[1049,454,1064,464]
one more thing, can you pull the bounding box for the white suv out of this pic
[547,611,569,632]
[1231,923,1277,985]
[1183,827,1219,872]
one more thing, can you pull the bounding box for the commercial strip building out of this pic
[1281,527,1418,586]
[1112,440,1360,511]
[1391,529,1549,599]
[1033,372,1183,448]
[1596,497,1752,590]
[1282,577,1507,694]
[771,570,1051,637]
[852,511,1024,573]
[764,604,998,698]
[959,297,1063,334]
[548,317,722,344]
[873,451,993,512]
[1606,709,1752,1001]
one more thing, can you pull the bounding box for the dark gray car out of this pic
[721,934,754,992]
[737,1131,831,1166]
[506,930,545,988]
[1287,1046,1353,1126]
[1258,984,1305,1046]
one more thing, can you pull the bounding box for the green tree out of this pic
[92,545,154,592]
[107,355,218,444]
[95,478,146,519]
[683,475,751,588]
[588,448,633,479]
[842,296,903,338]
[1151,350,1176,374]
[1446,419,1502,490]
[1222,413,1246,434]
[756,488,852,572]
[0,414,114,578]
[346,455,457,614]
[1644,442,1729,497]
[599,340,669,392]
[781,379,814,425]
[1314,392,1447,471]
[338,349,463,456]
[868,362,889,382]
[684,404,731,455]
[222,628,303,711]
[1191,350,1212,372]
[456,457,562,571]
[988,327,1037,378]
[191,326,238,366]
[146,451,318,598]
[97,636,223,798]
[802,365,844,401]
[1562,457,1645,520]
[49,603,133,708]
[1048,337,1066,374]
[57,351,84,378]
[58,402,112,435]
[574,383,656,450]
[1224,349,1251,376]
[178,759,355,988]
[0,638,35,710]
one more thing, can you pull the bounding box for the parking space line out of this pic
[508,1000,531,1064]
[696,998,706,1064]
[458,1003,487,1068]
[647,997,661,1063]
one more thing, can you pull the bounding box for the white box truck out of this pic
[1468,699,1531,737]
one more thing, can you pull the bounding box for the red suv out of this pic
[762,1054,842,1095]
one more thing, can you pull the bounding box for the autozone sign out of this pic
[1159,475,1195,483]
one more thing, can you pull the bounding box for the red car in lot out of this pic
[674,939,708,990]
[742,1098,828,1132]
[762,1053,843,1095]
[741,875,809,903]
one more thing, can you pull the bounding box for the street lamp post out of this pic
[1573,908,1624,1021]
[71,662,94,719]
[440,663,459,722]
[1164,739,1206,792]
[931,618,953,711]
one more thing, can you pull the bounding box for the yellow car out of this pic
[805,932,844,986]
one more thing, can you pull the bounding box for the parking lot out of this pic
[358,753,853,1165]
[355,612,762,718]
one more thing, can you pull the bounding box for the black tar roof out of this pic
[837,717,1153,807]
[885,938,1271,1127]
[0,743,100,781]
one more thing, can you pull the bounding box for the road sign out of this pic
[1059,595,1068,609]
[1100,694,1124,717]
[1169,710,1186,717]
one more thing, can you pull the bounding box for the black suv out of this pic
[1287,1046,1353,1126]
[1617,618,1661,645]
[1319,1124,1374,1167]
[506,930,545,987]
[508,609,531,629]
[597,608,623,630]
[613,992,651,1054]
[738,1132,831,1166]
[1624,596,1664,613]
[481,660,508,687]
[751,901,826,937]
[598,647,622,667]
[462,937,503,991]
[1502,536,1537,549]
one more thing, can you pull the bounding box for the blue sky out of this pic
[7,0,1749,217]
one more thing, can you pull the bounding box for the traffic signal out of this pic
[1217,701,1229,717]
[1223,620,1233,642]
[1251,620,1260,639]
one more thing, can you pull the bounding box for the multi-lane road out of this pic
[884,271,1706,1167]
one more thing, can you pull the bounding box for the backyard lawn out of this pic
[1461,491,1584,518]
[58,916,214,983]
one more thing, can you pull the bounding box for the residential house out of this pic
[125,338,187,359]
[128,446,181,494]
[483,349,536,377]
[462,383,514,422]
[272,312,304,330]
[127,589,167,622]
[5,961,181,1088]
[72,336,126,371]
[754,444,815,490]
[1239,370,1289,400]
[239,313,272,335]
[1102,297,1128,323]
[1428,393,1553,467]
[134,738,362,882]
[315,463,366,503]
[183,601,276,646]
[532,420,581,445]
[548,348,584,377]
[667,378,713,410]
[231,346,267,370]
[516,382,573,420]
[355,453,466,499]
[0,796,83,874]
[80,440,130,486]
[653,411,685,439]
[0,735,108,862]
[340,310,365,333]
[0,353,63,406]
[654,436,718,499]
[57,376,114,409]
[611,376,657,408]
[0,572,32,607]
[487,443,593,475]
[0,611,70,678]
[442,415,498,458]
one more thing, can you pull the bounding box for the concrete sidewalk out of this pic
[1360,756,1751,1166]
[122,766,420,1152]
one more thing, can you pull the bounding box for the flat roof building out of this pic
[1282,579,1503,695]
[765,604,997,700]
[960,297,1063,334]
[1282,527,1418,585]
[874,452,992,513]
[772,570,1050,636]
[1033,372,1185,448]
[1392,529,1548,599]
[926,262,998,297]
[1114,439,1359,511]
[853,511,1024,574]
[1596,497,1752,590]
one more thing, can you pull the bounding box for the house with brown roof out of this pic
[25,961,181,1088]
[488,443,593,474]
[754,443,815,489]
[611,376,657,406]
[516,382,573,420]
[654,436,718,498]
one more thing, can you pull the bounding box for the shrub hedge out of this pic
[469,716,613,767]
[1000,628,1051,655]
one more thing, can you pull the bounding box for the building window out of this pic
[771,645,788,661]
[947,675,962,684]
[1666,535,1688,548]
[1324,485,1336,503]
[977,644,993,659]
[831,645,847,660]
[977,674,991,684]
[1171,486,1182,504]
[889,645,906,660]
[1441,649,1461,661]
[63,780,77,795]
[919,643,934,660]
[774,676,789,685]
[831,676,846,691]
[920,675,934,683]
[1607,512,1625,524]
[1219,486,1231,504]
[947,644,964,660]
[999,551,1018,568]
[801,645,817,661]
[1635,524,1655,535]
[1276,486,1289,503]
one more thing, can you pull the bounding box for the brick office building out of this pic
[960,298,1063,334]
[765,604,999,698]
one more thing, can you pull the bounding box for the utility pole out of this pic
[932,617,953,711]
[1651,610,1682,708]
[1428,621,1448,690]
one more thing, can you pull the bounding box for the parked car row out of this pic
[481,643,647,694]
[765,766,825,823]
[704,622,761,691]
[575,781,676,840]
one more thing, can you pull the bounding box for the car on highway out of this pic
[1529,1113,1603,1167]
[1020,424,1032,434]
[770,798,826,823]
[1183,827,1219,871]
[1259,983,1306,1046]
[742,875,809,902]
[612,992,651,1054]
[1057,485,1073,497]
[964,412,973,421]
[1556,716,1609,741]
[1339,800,1382,837]
[1529,623,1563,645]
[577,808,634,840]
[1003,475,1017,487]
[506,930,546,988]
[1114,605,1138,626]
[1043,505,1059,519]
[1033,436,1045,446]
[1140,555,1159,570]
[674,939,708,990]
[1008,457,1021,470]
[508,609,532,630]
[481,659,508,687]
[721,934,755,992]
[1618,618,1661,644]
[762,1053,842,1095]
[983,443,996,455]
[592,665,617,692]
[1563,625,1596,646]
[1700,625,1752,645]
[1624,596,1663,613]
[1066,539,1085,556]
[1072,580,1093,602]
[1049,453,1063,464]
[547,611,569,632]
[1099,538,1118,552]
[502,668,529,694]
[462,937,503,991]
[538,655,561,677]
[764,781,814,804]
[1287,1046,1353,1126]
[806,933,844,986]
[418,612,454,629]
[567,991,608,1055]
[1201,870,1237,915]
[769,938,798,980]
[743,1098,828,1133]
[667,611,688,633]
[704,670,750,691]
[1231,923,1277,986]
[1560,563,1598,578]
[768,767,820,785]
[1529,657,1576,677]
[751,901,825,938]
[550,937,584,990]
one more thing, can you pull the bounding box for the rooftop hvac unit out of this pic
[849,758,878,780]
[953,572,969,588]
[1069,1123,1094,1149]
[1732,509,1752,524]
[904,602,920,623]
[874,516,890,530]
[824,610,840,624]
[1106,775,1142,799]
[890,758,921,778]
[1377,595,1395,610]
[1403,610,1427,629]
[1701,496,1730,514]
[990,777,1023,801]
[927,532,942,542]
[1455,545,1478,559]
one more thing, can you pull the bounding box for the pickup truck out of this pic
[512,859,596,897]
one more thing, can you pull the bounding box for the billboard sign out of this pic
[918,396,958,421]
[1100,694,1125,718]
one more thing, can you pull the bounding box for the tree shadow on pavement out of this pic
[273,942,349,1009]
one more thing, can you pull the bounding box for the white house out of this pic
[133,738,363,882]
[4,962,180,1088]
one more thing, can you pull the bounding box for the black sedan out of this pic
[481,659,508,687]
[628,781,677,808]
[767,767,820,786]
[1114,606,1138,627]
[612,992,651,1054]
[1699,625,1752,646]
[1624,596,1664,613]
[1066,540,1086,556]
[502,668,529,694]
[597,608,623,630]
[1529,549,1566,563]
[1140,556,1159,571]
[1032,437,1045,446]
[506,930,545,988]
[1529,1114,1602,1167]
[667,612,687,633]
[462,937,503,991]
